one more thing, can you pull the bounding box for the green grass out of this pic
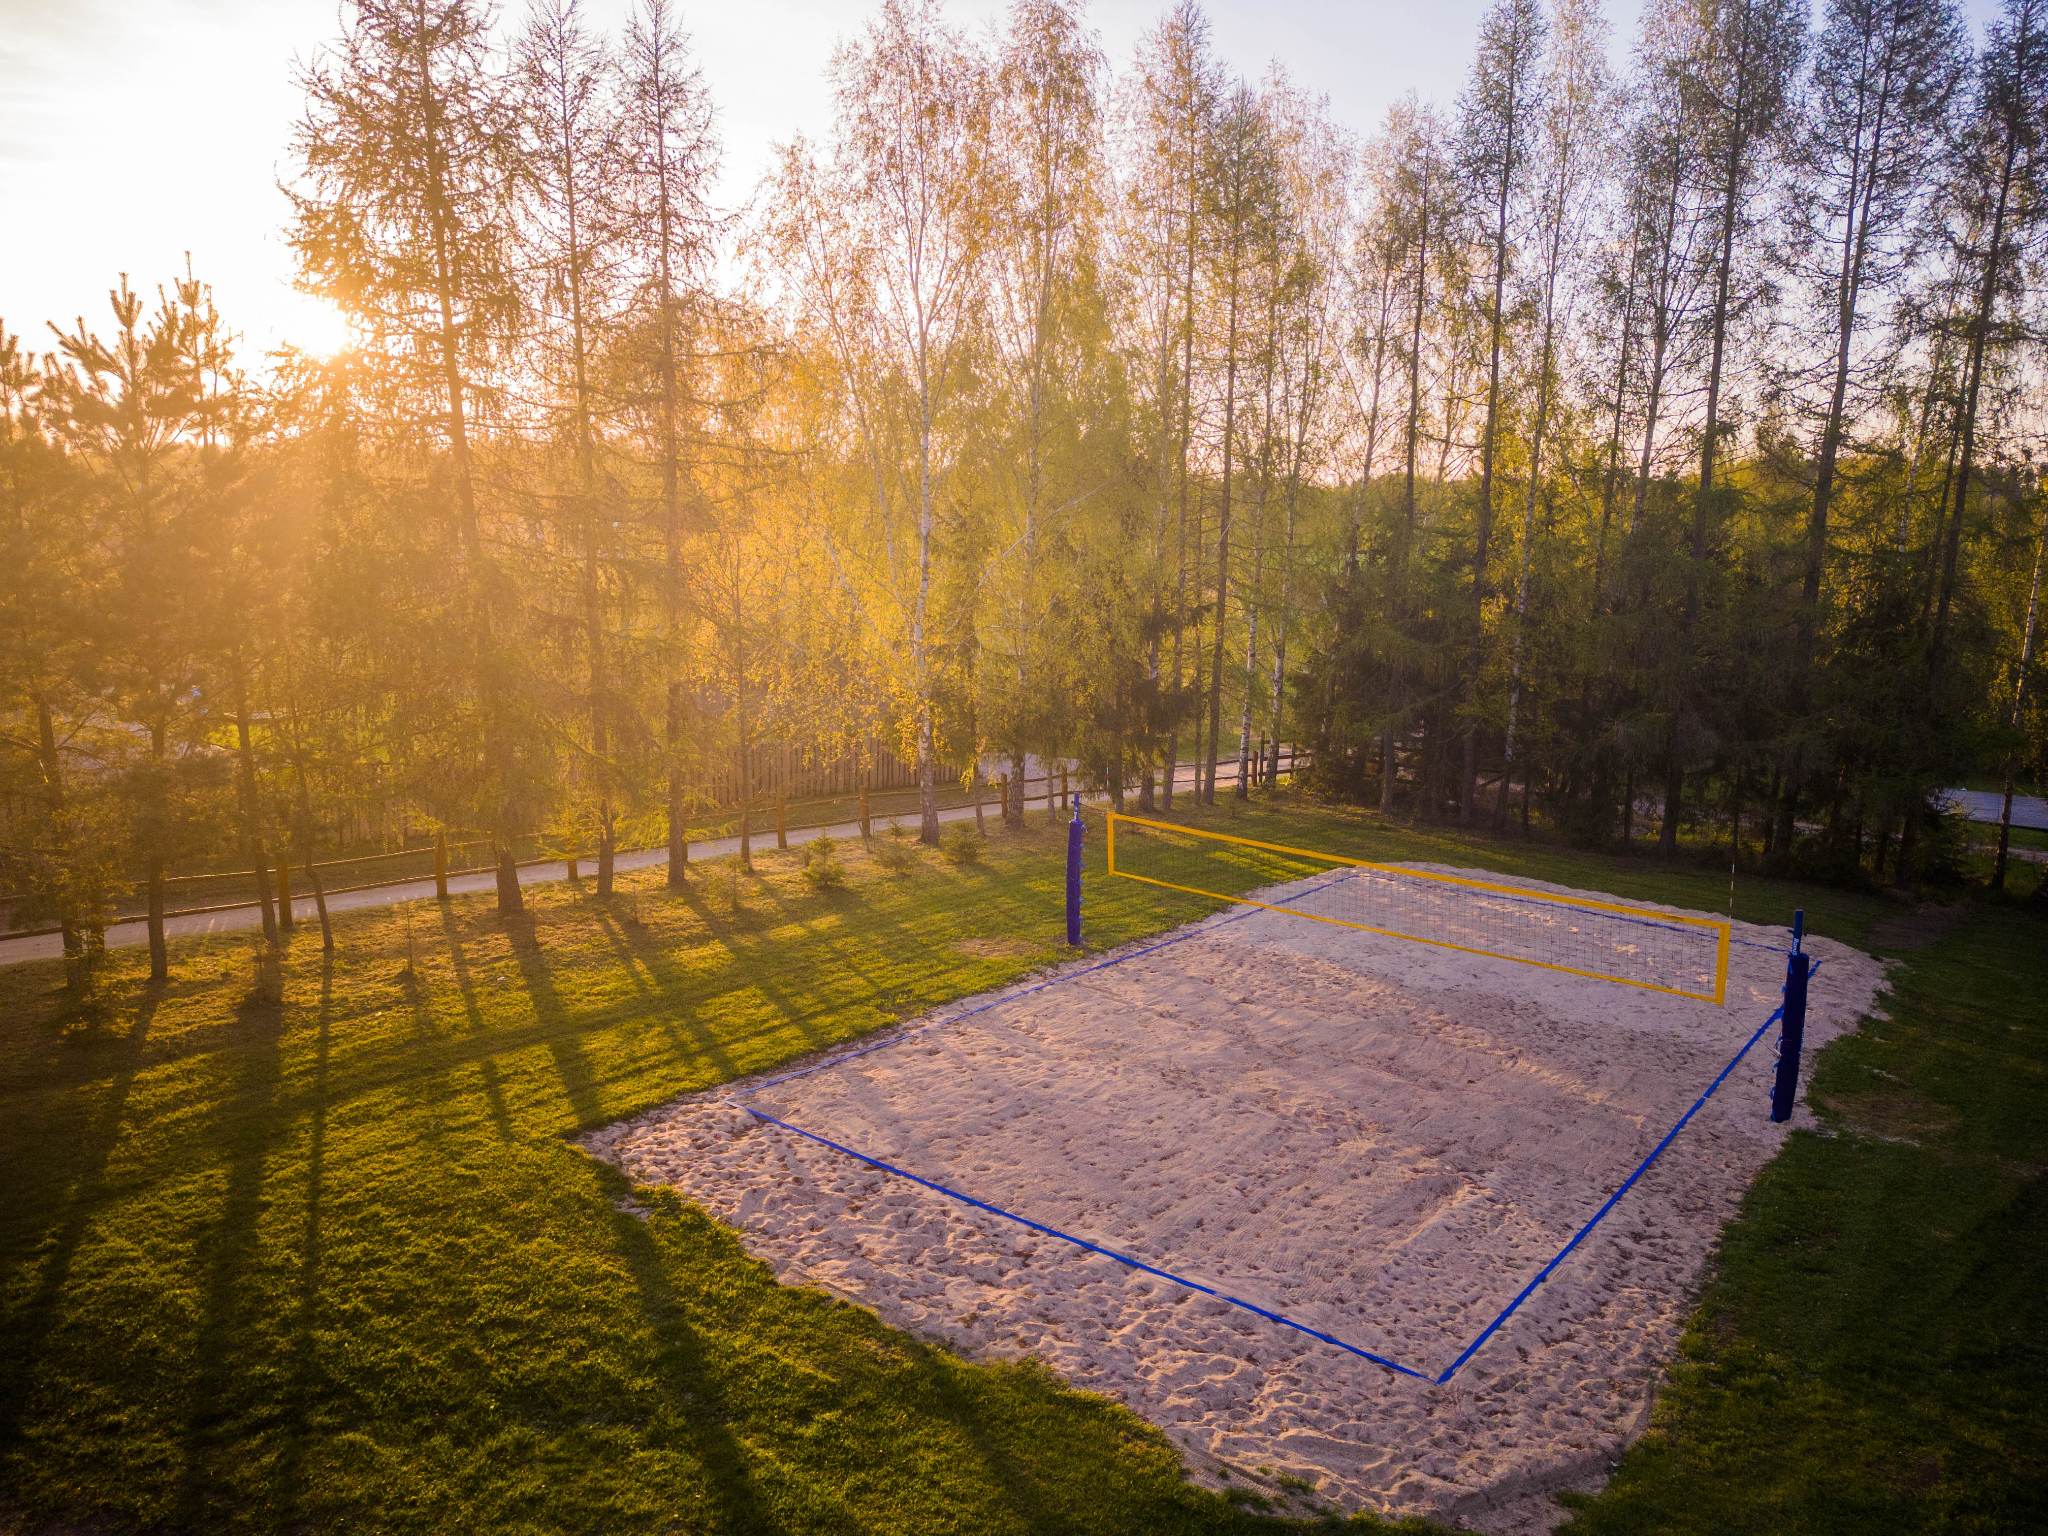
[1,794,2041,1533]
[1557,899,2048,1534]
[1959,820,2048,854]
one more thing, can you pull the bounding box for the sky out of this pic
[0,0,1997,363]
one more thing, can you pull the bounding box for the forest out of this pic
[2,0,2044,990]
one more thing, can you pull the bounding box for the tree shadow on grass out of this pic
[906,1339,1243,1534]
[907,1341,1082,1531]
[670,884,839,1059]
[0,988,161,1452]
[505,917,603,1132]
[599,1183,766,1530]
[759,862,1065,1015]
[173,973,290,1526]
[271,954,335,1525]
[434,904,489,1036]
[590,907,746,1088]
[436,905,516,1142]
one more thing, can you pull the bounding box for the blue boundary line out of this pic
[741,1103,1432,1379]
[738,893,1818,1382]
[1434,958,1822,1384]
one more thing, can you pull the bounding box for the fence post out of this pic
[1065,800,1083,947]
[1060,767,1070,816]
[1770,909,1809,1124]
[434,832,449,902]
[276,859,294,931]
[776,795,788,851]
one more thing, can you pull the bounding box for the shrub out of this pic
[249,941,285,1007]
[873,826,918,873]
[941,823,983,865]
[801,834,846,891]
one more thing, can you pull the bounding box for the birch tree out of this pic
[1658,0,1803,851]
[773,0,988,844]
[1500,0,1608,806]
[1198,82,1281,804]
[982,0,1105,817]
[1123,3,1219,811]
[1772,0,1967,854]
[1456,0,1546,821]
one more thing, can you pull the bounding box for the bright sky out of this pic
[0,0,1996,363]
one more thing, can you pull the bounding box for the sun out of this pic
[282,292,355,359]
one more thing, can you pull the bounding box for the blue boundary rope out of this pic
[741,1102,1432,1379]
[738,895,1819,1383]
[1434,959,1822,1384]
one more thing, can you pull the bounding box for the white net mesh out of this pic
[1106,815,1729,1005]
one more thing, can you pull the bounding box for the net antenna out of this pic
[1106,815,1731,1006]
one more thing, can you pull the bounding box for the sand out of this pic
[583,866,1885,1531]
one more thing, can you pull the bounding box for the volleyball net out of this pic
[1105,814,1730,1005]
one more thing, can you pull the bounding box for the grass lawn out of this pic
[2,795,2042,1533]
[1960,821,2048,855]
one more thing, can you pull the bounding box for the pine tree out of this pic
[619,0,719,888]
[518,0,628,896]
[289,0,531,912]
[42,279,207,982]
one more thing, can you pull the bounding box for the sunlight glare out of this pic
[284,292,354,359]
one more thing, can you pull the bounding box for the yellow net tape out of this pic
[1106,815,1729,1006]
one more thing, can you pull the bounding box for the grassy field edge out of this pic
[2,793,2041,1533]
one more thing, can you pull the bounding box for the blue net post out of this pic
[1065,801,1083,947]
[1771,909,1809,1124]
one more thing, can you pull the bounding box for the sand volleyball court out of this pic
[586,867,1882,1531]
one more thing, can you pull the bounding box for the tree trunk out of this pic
[1466,103,1518,825]
[31,691,84,966]
[1204,244,1240,807]
[1236,344,1272,803]
[1994,500,2045,890]
[1780,57,1890,859]
[1930,99,2023,683]
[146,717,168,982]
[231,651,279,946]
[1163,88,1202,815]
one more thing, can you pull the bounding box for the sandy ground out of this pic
[585,867,1885,1532]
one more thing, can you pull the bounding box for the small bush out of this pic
[1917,807,1973,885]
[802,835,846,891]
[941,824,983,865]
[62,928,110,1007]
[873,826,918,873]
[249,942,285,1007]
